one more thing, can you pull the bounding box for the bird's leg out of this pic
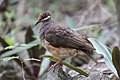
[48,59,63,71]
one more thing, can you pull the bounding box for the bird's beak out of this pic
[35,19,41,26]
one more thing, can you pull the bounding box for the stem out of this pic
[40,55,89,77]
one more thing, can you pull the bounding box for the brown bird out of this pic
[35,11,97,69]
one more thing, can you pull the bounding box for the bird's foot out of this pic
[48,62,61,72]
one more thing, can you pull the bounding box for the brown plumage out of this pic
[35,11,97,64]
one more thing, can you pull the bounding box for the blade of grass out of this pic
[40,55,89,77]
[0,37,33,77]
[0,39,40,58]
[88,38,118,77]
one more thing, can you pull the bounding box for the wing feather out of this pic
[44,25,95,51]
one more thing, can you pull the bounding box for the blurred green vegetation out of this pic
[0,0,120,80]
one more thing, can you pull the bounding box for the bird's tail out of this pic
[86,52,98,64]
[78,50,98,64]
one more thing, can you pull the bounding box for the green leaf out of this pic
[112,46,120,78]
[0,37,10,55]
[0,36,34,77]
[0,39,40,58]
[0,56,19,61]
[0,37,9,47]
[88,38,118,77]
[5,37,15,46]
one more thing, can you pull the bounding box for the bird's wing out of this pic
[45,25,95,50]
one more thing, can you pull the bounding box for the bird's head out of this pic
[35,11,51,26]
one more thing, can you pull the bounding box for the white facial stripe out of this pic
[42,16,51,21]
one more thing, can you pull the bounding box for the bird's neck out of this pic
[39,18,56,40]
[40,18,55,30]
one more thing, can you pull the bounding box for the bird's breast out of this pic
[42,39,85,59]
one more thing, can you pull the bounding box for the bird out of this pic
[35,11,97,70]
